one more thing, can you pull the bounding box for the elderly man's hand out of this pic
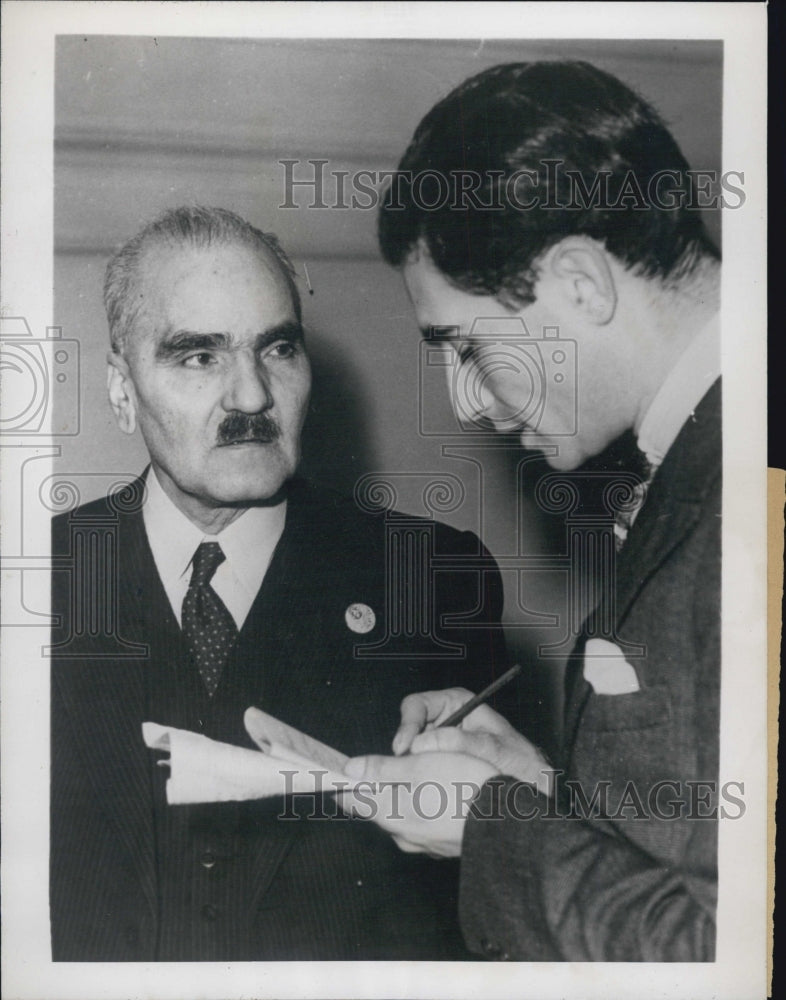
[341,751,497,857]
[392,687,555,798]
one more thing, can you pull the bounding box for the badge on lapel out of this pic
[345,603,376,634]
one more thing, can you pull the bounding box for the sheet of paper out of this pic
[142,721,351,805]
[242,706,350,774]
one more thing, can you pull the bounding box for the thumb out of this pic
[243,706,271,750]
[344,754,386,780]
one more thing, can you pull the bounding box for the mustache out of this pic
[217,411,280,445]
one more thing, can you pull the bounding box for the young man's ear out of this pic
[107,352,137,435]
[549,237,617,325]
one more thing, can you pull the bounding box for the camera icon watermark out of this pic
[0,317,80,436]
[418,317,577,438]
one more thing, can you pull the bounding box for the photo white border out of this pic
[1,3,768,998]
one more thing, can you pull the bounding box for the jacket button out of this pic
[200,851,216,869]
[201,903,218,921]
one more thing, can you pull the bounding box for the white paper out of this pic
[142,721,351,804]
[243,706,350,773]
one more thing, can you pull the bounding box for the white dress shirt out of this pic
[142,468,287,629]
[636,316,721,468]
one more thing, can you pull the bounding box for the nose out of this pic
[222,353,272,413]
[447,350,519,430]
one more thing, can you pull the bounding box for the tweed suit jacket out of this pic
[459,380,722,962]
[50,478,509,961]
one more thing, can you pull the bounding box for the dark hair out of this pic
[105,205,302,353]
[379,61,719,306]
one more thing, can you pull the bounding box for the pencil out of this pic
[438,663,522,728]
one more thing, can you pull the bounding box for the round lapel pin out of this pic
[345,603,376,634]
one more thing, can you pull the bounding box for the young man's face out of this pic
[402,250,625,471]
[108,242,311,525]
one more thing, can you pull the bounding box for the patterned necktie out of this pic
[181,542,238,696]
[613,454,658,552]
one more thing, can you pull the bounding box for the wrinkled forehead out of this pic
[128,239,297,346]
[137,238,292,299]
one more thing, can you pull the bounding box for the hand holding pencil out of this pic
[342,670,554,856]
[389,667,555,799]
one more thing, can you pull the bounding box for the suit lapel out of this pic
[562,381,721,754]
[613,380,720,631]
[232,484,346,725]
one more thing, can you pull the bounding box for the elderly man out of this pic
[50,206,507,961]
[345,61,722,962]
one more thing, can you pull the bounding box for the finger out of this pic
[411,728,503,770]
[392,695,427,755]
[243,706,271,750]
[410,726,469,755]
[393,689,474,754]
[334,781,381,819]
[344,754,384,780]
[454,702,513,735]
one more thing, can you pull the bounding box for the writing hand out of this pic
[392,688,555,798]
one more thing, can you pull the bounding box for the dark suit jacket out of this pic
[51,478,509,961]
[459,380,721,961]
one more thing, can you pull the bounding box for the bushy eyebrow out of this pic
[155,321,304,360]
[155,331,228,358]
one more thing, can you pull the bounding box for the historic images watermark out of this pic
[279,160,746,212]
[417,318,577,437]
[351,316,650,664]
[0,308,644,667]
[0,315,145,649]
[276,771,746,822]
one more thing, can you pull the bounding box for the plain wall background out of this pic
[53,37,722,748]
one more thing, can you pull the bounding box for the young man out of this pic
[346,61,721,962]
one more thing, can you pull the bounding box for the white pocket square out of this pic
[583,639,640,694]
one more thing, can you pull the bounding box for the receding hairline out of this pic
[105,206,303,355]
[111,233,300,354]
[136,235,294,286]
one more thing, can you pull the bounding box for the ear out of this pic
[107,352,138,435]
[549,238,617,325]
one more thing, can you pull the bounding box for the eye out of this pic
[456,342,478,366]
[182,352,217,369]
[268,341,299,360]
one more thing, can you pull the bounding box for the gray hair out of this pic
[104,205,302,353]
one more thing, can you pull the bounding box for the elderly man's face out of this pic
[108,242,311,525]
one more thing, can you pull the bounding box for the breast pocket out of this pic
[571,685,693,864]
[580,684,672,732]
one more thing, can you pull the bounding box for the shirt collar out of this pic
[142,468,287,596]
[636,315,720,467]
[143,470,204,585]
[212,496,287,599]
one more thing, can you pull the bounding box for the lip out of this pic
[217,437,278,447]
